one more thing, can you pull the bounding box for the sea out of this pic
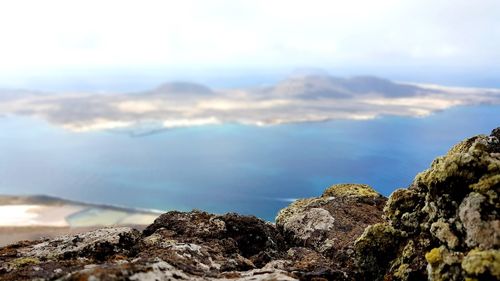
[0,104,498,221]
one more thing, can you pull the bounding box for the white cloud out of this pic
[0,0,499,74]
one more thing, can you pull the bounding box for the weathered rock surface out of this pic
[1,128,498,281]
[276,183,386,277]
[0,212,293,281]
[354,127,500,281]
[0,187,385,281]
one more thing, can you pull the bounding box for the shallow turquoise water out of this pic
[0,105,499,221]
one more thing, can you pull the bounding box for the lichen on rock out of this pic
[461,249,500,280]
[0,183,387,280]
[1,127,498,281]
[322,183,381,198]
[20,227,141,261]
[0,211,295,281]
[354,127,500,281]
[276,183,387,279]
[354,223,407,280]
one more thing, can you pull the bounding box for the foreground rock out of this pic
[276,183,386,278]
[0,127,498,280]
[0,185,385,281]
[0,212,292,280]
[354,128,500,281]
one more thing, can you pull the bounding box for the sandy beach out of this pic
[0,195,161,246]
[0,204,85,227]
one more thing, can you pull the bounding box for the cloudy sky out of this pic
[0,0,499,79]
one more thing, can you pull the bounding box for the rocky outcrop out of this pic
[275,183,386,277]
[354,127,500,281]
[0,187,385,281]
[140,211,287,271]
[0,212,293,281]
[0,128,498,281]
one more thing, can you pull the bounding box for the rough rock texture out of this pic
[0,188,386,281]
[354,127,500,281]
[275,183,386,278]
[0,211,295,281]
[1,128,498,281]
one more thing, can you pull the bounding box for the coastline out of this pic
[0,195,161,246]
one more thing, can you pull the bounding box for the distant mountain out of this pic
[341,76,422,97]
[145,82,214,97]
[268,75,425,99]
[271,75,352,99]
[2,73,495,132]
[122,75,424,100]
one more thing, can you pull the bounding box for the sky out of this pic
[0,0,499,83]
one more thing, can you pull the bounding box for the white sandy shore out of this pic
[0,204,84,226]
[0,196,162,227]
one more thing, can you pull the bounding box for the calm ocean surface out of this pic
[0,105,499,221]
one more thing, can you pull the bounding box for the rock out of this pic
[461,249,500,279]
[67,258,297,281]
[275,183,387,279]
[21,227,141,261]
[0,227,140,280]
[0,211,294,281]
[276,184,385,253]
[354,223,406,280]
[1,128,498,281]
[142,210,286,270]
[354,127,500,281]
[0,183,386,280]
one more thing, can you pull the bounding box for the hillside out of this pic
[1,75,499,132]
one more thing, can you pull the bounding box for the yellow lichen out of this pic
[470,174,500,193]
[354,223,404,281]
[401,240,415,261]
[355,223,403,247]
[446,135,483,156]
[425,247,443,265]
[355,129,500,280]
[10,257,40,268]
[322,183,380,198]
[278,183,381,224]
[393,263,411,279]
[462,249,500,278]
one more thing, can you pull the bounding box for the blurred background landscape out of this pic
[0,0,499,243]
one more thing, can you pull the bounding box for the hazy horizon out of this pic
[1,0,500,90]
[3,67,500,94]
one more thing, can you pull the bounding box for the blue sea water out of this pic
[0,105,499,221]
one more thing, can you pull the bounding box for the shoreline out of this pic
[0,195,160,247]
